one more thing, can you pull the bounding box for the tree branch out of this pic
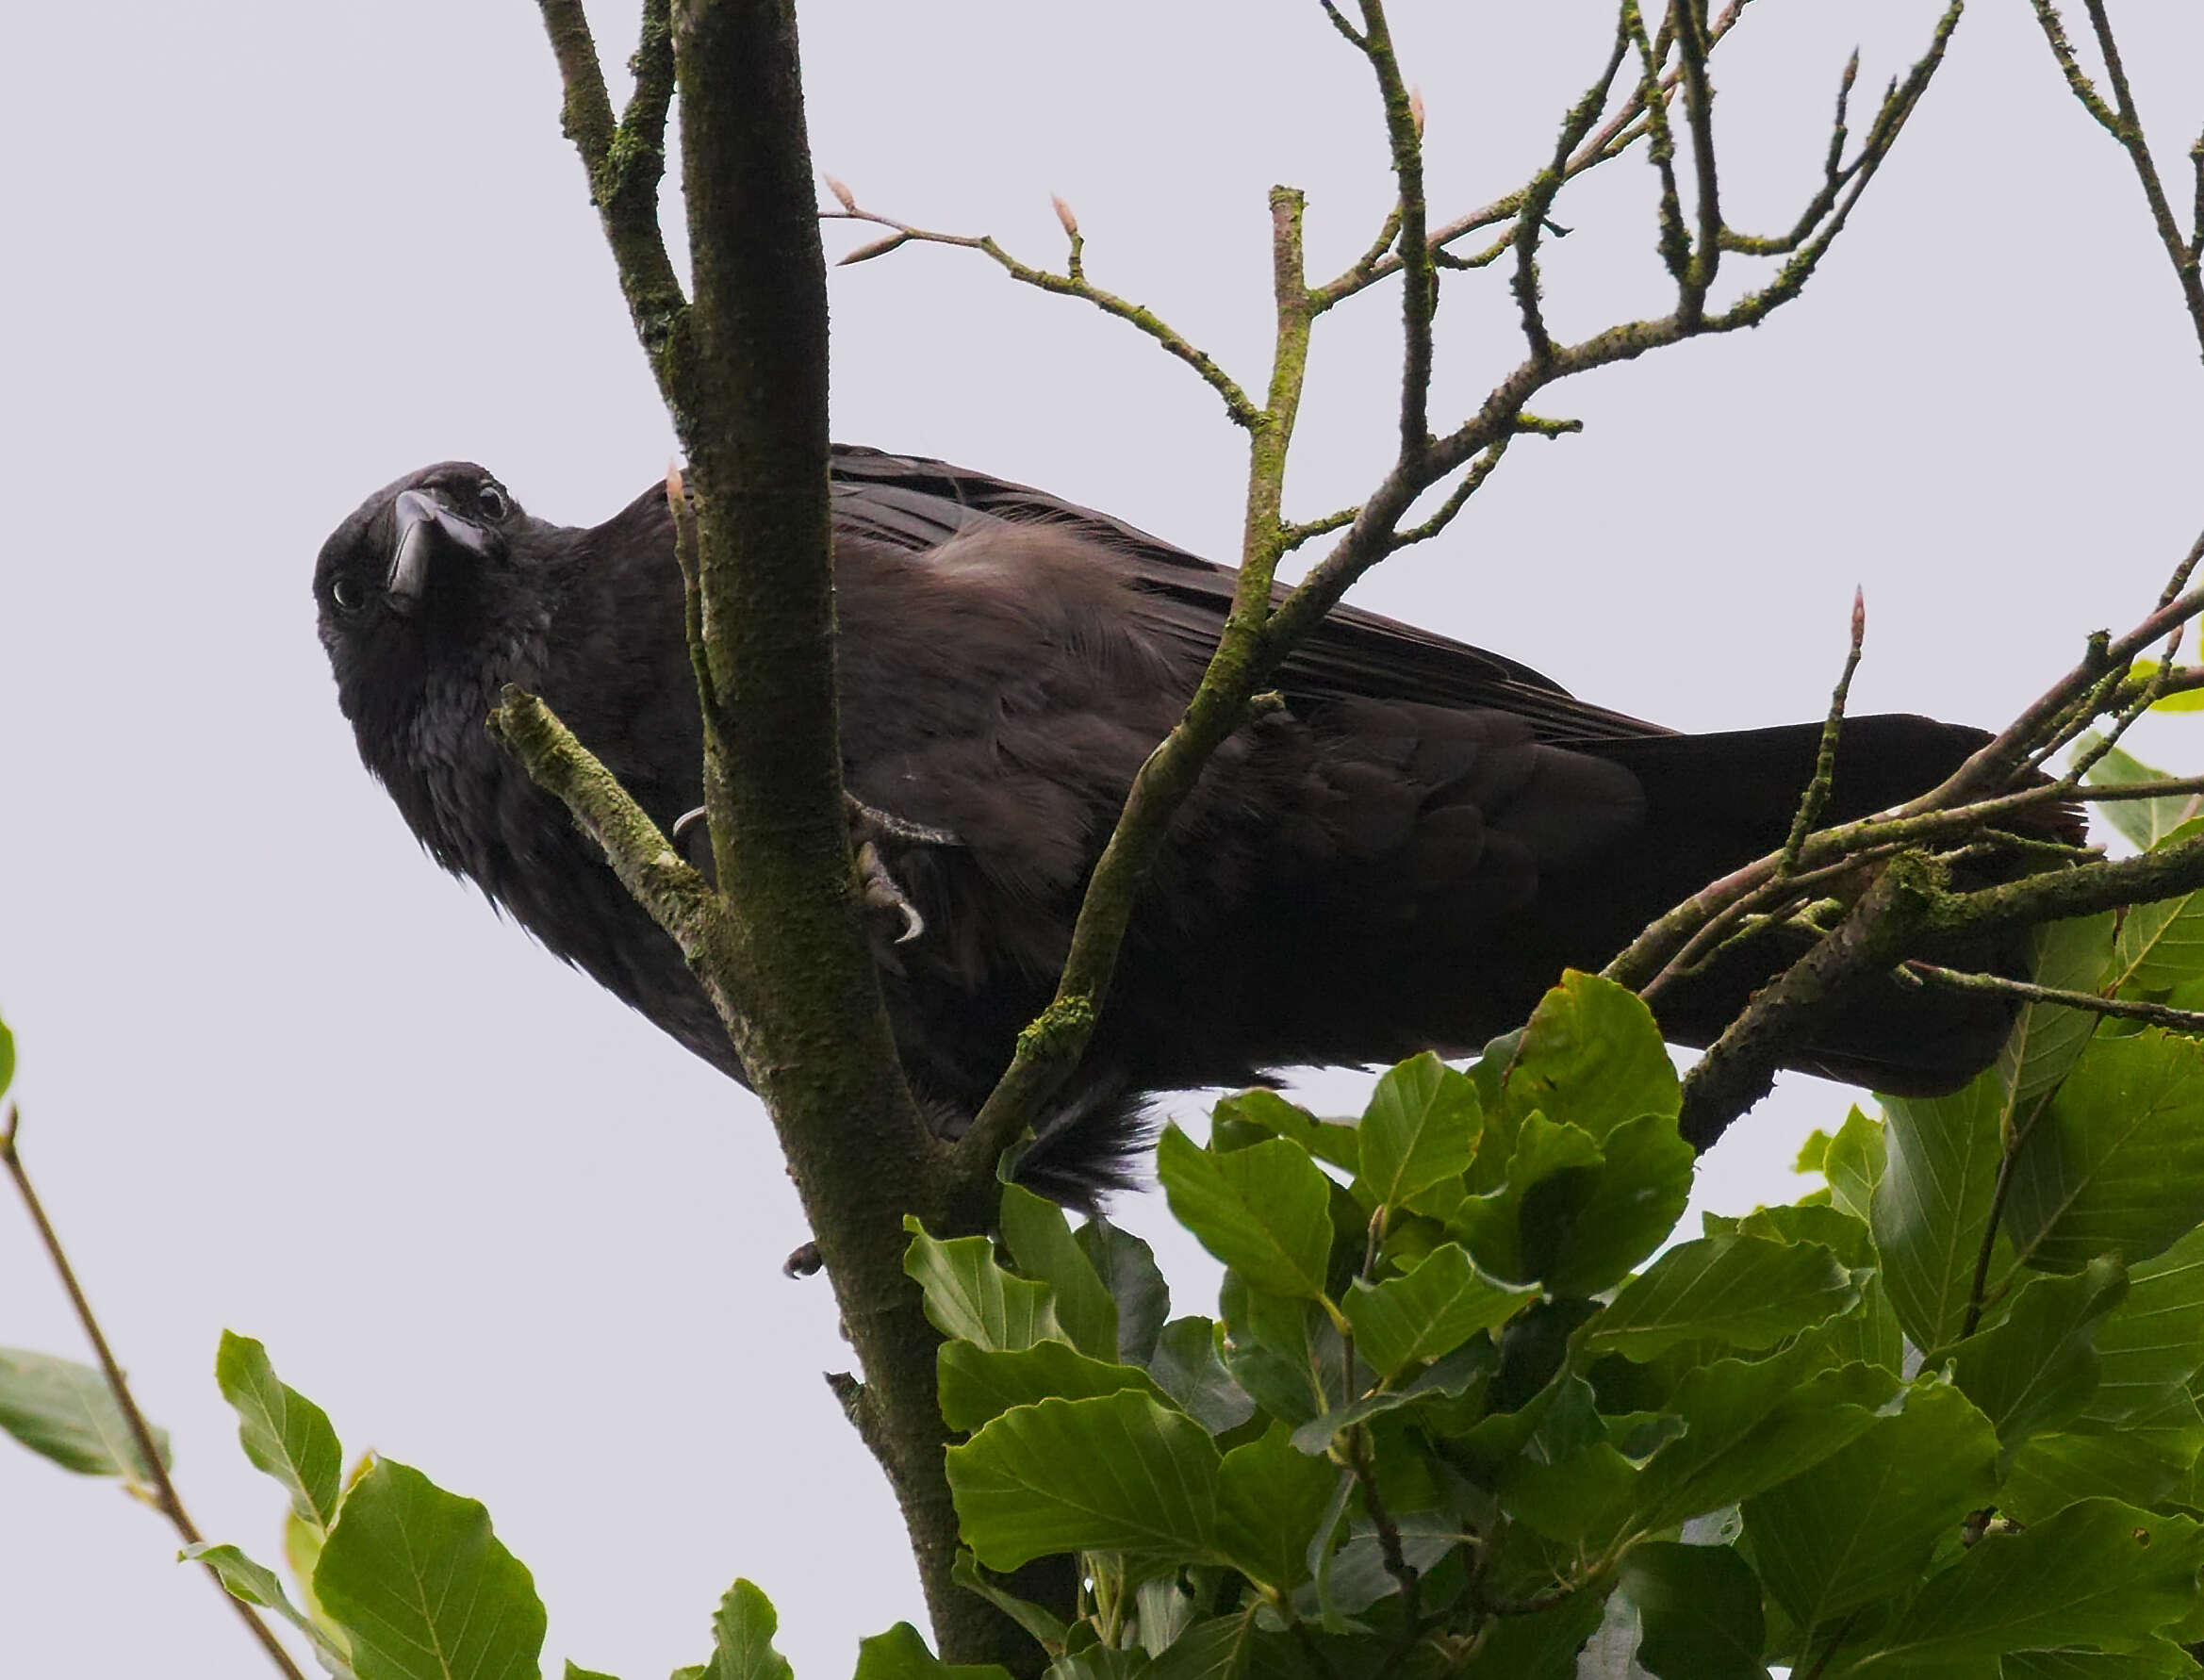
[824,195,1261,429]
[1902,960,2204,1035]
[2,1108,307,1680]
[527,2,1012,1663]
[2028,0,2204,357]
[952,0,1967,1171]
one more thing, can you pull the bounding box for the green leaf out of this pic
[2107,824,2204,994]
[2001,1401,2204,1524]
[1954,1260,2128,1452]
[1541,1112,1697,1298]
[0,1013,14,1098]
[1820,1106,1886,1223]
[1874,1071,2007,1351]
[1212,1089,1361,1175]
[562,1665,619,1680]
[287,1507,340,1643]
[2083,1224,2204,1425]
[2003,1030,2204,1275]
[216,1331,343,1530]
[1998,914,2116,1124]
[312,1458,544,1680]
[2112,674,2204,722]
[1215,1423,1345,1590]
[1354,1053,1478,1211]
[185,1541,357,1677]
[902,1219,1064,1352]
[946,1391,1223,1572]
[2005,1642,2204,1678]
[1157,1128,1334,1303]
[997,1185,1117,1360]
[936,1340,1172,1433]
[1290,1340,1495,1453]
[1744,1380,1999,1633]
[2081,737,2204,844]
[1145,1318,1256,1435]
[1342,1244,1537,1376]
[851,1621,1012,1680]
[1457,1590,1610,1679]
[1077,1219,1169,1366]
[1582,1234,1861,1360]
[1620,1541,1767,1680]
[1837,1501,2204,1673]
[0,1345,170,1481]
[1140,1615,1265,1680]
[1596,1347,1896,1549]
[1494,970,1681,1153]
[950,1551,1068,1653]
[694,1579,793,1680]
[1455,1112,1602,1281]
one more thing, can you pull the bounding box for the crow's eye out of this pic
[330,576,368,615]
[477,482,510,521]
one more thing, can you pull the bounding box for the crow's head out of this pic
[315,462,555,749]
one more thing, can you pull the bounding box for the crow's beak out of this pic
[387,490,493,615]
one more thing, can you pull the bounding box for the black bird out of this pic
[317,446,2038,1203]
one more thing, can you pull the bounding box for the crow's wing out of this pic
[829,445,1672,745]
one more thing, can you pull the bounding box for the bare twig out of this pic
[1,1109,307,1680]
[2026,1,2204,355]
[1901,960,2204,1035]
[823,195,1261,429]
[1350,0,1437,456]
[1671,0,1726,323]
[1780,589,1867,876]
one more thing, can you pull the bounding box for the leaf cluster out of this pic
[15,786,2204,1680]
[905,895,2204,1678]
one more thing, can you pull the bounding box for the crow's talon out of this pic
[857,840,928,945]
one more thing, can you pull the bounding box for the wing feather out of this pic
[830,445,1672,745]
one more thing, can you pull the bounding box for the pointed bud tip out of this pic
[1051,193,1079,237]
[1409,87,1427,138]
[824,173,858,213]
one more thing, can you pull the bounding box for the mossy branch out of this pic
[2029,0,2204,358]
[528,1,1004,1664]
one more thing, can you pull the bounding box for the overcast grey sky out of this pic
[5,4,2203,1676]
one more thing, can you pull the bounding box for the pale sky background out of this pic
[5,4,2204,1676]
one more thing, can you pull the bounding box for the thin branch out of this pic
[1279,502,1363,553]
[1779,588,1867,876]
[487,689,742,1023]
[2028,1,2204,356]
[1512,9,1637,362]
[1346,1429,1423,1627]
[1907,537,2204,813]
[535,0,689,372]
[1722,52,1860,255]
[1616,522,2204,995]
[1962,1087,2056,1341]
[1624,0,1692,288]
[1316,0,1757,306]
[1671,0,1726,323]
[1902,960,2204,1035]
[1348,0,1437,456]
[1390,438,1512,551]
[1,1108,308,1680]
[1678,856,1937,1149]
[824,197,1261,429]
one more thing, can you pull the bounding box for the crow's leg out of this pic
[671,794,959,954]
